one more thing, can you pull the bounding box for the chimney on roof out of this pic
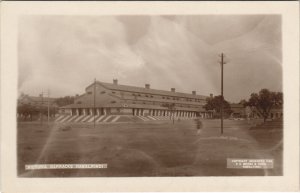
[113,79,118,85]
[145,84,150,89]
[192,91,196,95]
[210,93,213,98]
[171,88,175,92]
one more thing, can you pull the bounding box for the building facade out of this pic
[250,106,283,119]
[17,94,58,121]
[60,79,213,119]
[229,103,283,120]
[230,103,247,118]
[18,94,57,107]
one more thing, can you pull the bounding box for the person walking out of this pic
[196,117,203,135]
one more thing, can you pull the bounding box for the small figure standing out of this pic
[196,117,203,134]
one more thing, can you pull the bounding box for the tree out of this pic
[247,89,283,122]
[55,96,75,107]
[17,104,39,121]
[239,99,248,107]
[203,95,232,118]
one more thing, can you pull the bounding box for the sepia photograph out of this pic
[17,14,283,177]
[1,1,299,192]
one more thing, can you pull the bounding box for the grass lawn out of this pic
[17,119,282,177]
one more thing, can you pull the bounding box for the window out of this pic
[87,91,92,94]
[100,91,106,94]
[111,101,116,103]
[150,95,153,98]
[77,101,82,104]
[162,97,165,99]
[112,91,116,94]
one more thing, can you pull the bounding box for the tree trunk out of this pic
[263,116,267,123]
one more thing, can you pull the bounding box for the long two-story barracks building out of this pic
[58,79,213,123]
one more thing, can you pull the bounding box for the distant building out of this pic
[230,103,247,118]
[60,79,213,118]
[17,94,58,121]
[18,93,58,108]
[250,106,283,119]
[229,103,283,119]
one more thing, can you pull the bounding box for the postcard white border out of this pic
[1,1,299,192]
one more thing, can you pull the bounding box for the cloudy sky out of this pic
[18,15,282,102]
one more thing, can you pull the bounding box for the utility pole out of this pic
[219,53,226,134]
[40,91,44,126]
[47,89,50,125]
[93,78,96,128]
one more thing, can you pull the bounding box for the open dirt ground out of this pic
[17,119,282,177]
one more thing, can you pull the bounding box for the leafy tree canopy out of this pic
[246,89,283,122]
[55,96,75,107]
[203,95,232,115]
